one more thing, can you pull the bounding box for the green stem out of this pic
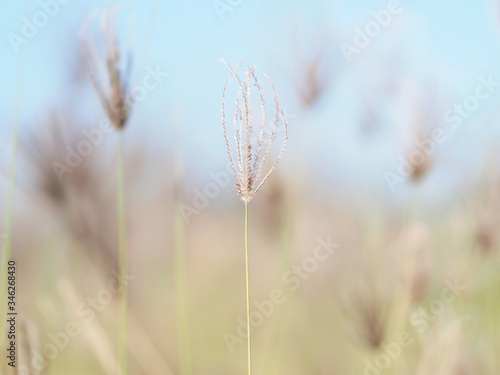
[0,22,25,375]
[173,120,192,375]
[244,203,252,375]
[117,133,128,375]
[175,204,191,375]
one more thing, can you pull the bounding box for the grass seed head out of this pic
[81,7,133,131]
[221,59,288,204]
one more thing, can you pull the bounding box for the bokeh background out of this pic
[1,0,500,374]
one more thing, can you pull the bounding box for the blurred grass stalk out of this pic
[173,110,192,375]
[0,17,25,374]
[117,133,128,375]
[80,10,135,373]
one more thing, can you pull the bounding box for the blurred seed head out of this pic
[341,258,393,349]
[474,210,499,255]
[81,7,133,130]
[399,221,432,303]
[21,116,91,206]
[405,82,445,184]
[221,60,288,204]
[294,40,331,108]
[473,168,500,255]
[20,116,119,268]
[289,19,338,109]
[349,290,389,349]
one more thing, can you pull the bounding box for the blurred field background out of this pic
[2,0,500,374]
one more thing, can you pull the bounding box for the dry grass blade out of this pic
[221,59,288,203]
[58,279,120,375]
[18,320,46,375]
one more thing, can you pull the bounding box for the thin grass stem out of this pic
[174,206,191,375]
[117,133,128,375]
[173,112,192,375]
[244,202,252,375]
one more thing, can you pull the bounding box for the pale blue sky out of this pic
[1,0,499,202]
